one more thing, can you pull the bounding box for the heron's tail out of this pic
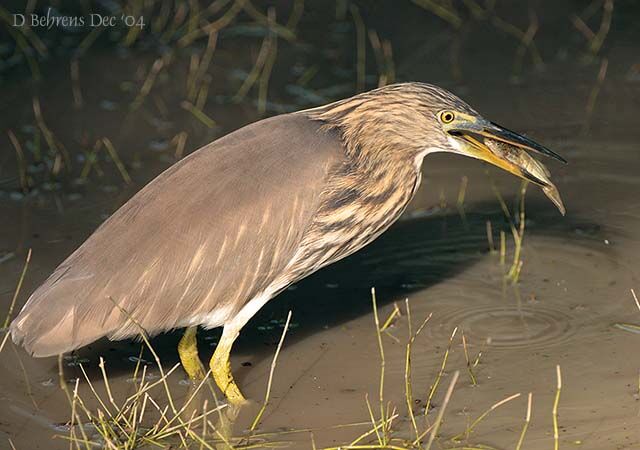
[10,264,117,357]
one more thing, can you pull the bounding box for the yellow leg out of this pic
[210,326,245,404]
[178,326,206,381]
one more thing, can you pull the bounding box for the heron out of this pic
[10,82,565,404]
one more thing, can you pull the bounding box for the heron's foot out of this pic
[178,326,206,381]
[210,354,246,404]
[214,403,241,450]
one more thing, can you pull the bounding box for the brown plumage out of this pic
[11,114,341,355]
[11,82,564,401]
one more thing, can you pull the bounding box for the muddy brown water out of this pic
[2,4,640,450]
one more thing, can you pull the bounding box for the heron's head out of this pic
[307,82,566,213]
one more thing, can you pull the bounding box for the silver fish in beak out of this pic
[484,138,565,215]
[443,114,566,215]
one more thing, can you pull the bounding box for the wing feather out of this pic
[11,114,344,356]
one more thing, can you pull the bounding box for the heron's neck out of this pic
[303,95,429,173]
[331,141,423,216]
[355,143,421,184]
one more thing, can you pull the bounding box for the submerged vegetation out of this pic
[2,270,567,449]
[0,0,620,198]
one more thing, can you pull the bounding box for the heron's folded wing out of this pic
[11,114,344,356]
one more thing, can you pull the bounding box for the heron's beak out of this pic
[448,118,567,214]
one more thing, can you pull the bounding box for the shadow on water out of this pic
[69,198,600,382]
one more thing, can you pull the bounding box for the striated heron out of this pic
[11,83,565,404]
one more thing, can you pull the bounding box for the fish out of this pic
[484,138,566,215]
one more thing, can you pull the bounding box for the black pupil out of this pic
[444,113,452,122]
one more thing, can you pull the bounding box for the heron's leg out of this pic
[210,325,245,404]
[178,326,206,381]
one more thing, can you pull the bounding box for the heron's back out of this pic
[11,114,344,356]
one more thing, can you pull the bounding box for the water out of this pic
[1,2,640,449]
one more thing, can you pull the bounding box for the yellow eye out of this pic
[440,111,455,123]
